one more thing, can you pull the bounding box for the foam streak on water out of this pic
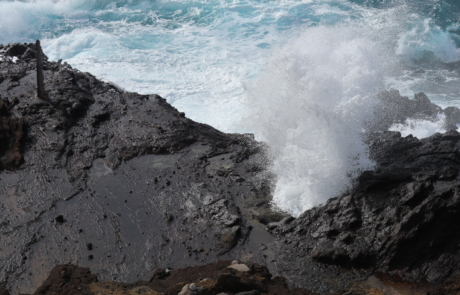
[389,114,448,139]
[1,0,460,215]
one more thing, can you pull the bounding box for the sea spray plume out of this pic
[245,21,403,217]
[2,0,460,132]
[243,0,457,217]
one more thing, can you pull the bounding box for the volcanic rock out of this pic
[268,130,460,292]
[0,43,273,294]
[2,42,460,295]
[0,98,25,170]
[31,261,317,295]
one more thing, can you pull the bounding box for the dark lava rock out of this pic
[54,215,65,224]
[0,43,273,294]
[5,44,28,58]
[32,261,316,295]
[0,98,25,171]
[3,42,460,295]
[268,130,460,292]
[367,90,444,132]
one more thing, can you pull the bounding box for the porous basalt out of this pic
[2,42,460,295]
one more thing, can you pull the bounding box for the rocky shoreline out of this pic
[1,42,460,294]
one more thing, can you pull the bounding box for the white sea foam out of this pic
[34,0,293,132]
[389,114,447,139]
[0,54,18,63]
[0,0,86,44]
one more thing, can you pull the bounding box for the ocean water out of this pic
[1,0,459,216]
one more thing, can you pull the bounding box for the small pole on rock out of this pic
[35,40,46,100]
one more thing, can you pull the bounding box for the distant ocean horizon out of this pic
[2,0,460,215]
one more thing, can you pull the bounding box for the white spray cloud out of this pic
[245,1,460,217]
[246,23,388,217]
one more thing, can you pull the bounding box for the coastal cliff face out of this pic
[1,42,460,295]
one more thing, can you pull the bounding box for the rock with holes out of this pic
[269,129,460,290]
[0,43,270,295]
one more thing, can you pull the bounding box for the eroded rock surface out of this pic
[32,261,316,295]
[367,89,456,132]
[0,43,275,294]
[2,42,460,295]
[0,98,25,171]
[268,130,460,293]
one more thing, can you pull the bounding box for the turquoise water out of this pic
[2,0,459,131]
[1,0,460,215]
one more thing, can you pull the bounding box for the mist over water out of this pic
[1,0,460,215]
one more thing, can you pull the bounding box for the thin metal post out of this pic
[36,40,46,100]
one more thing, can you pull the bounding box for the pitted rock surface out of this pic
[268,130,460,292]
[2,42,460,295]
[0,43,274,294]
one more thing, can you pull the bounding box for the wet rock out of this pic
[0,98,25,171]
[2,42,460,295]
[0,43,271,294]
[368,90,444,132]
[33,264,97,295]
[217,226,241,253]
[270,129,460,291]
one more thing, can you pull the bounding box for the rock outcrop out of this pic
[268,129,460,293]
[0,43,276,294]
[2,42,460,295]
[9,261,316,295]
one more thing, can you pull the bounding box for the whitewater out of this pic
[1,0,460,216]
